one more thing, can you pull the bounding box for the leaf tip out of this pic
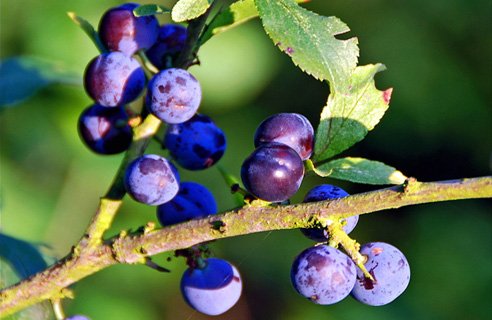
[67,12,77,20]
[383,88,393,105]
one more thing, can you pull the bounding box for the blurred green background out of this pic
[1,0,491,319]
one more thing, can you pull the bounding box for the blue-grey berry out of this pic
[164,114,226,170]
[157,181,217,226]
[351,242,411,306]
[291,244,356,305]
[146,68,201,124]
[181,258,242,316]
[84,52,145,107]
[124,154,180,205]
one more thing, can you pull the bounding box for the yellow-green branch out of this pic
[1,176,491,316]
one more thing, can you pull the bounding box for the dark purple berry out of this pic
[146,24,187,70]
[164,114,226,170]
[124,154,180,205]
[291,245,356,305]
[351,242,410,306]
[301,184,358,242]
[78,104,132,154]
[146,68,201,124]
[98,3,159,56]
[254,113,314,160]
[181,258,242,316]
[241,143,304,202]
[84,52,145,107]
[157,181,217,226]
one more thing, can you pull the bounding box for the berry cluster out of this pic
[75,2,411,316]
[291,241,411,306]
[292,184,410,306]
[77,3,238,316]
[239,113,411,307]
[241,113,314,202]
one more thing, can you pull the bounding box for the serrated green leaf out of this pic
[67,12,107,53]
[200,0,310,45]
[313,64,392,162]
[314,157,407,185]
[0,233,48,279]
[172,0,212,22]
[133,4,170,17]
[254,0,358,84]
[0,57,82,107]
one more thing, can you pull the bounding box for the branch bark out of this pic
[1,176,491,316]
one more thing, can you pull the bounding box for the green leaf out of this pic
[0,57,81,107]
[313,64,392,162]
[0,233,48,279]
[254,0,359,84]
[172,0,212,22]
[67,12,107,53]
[200,0,310,45]
[313,157,407,185]
[200,0,258,45]
[133,4,171,17]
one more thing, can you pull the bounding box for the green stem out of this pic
[69,0,211,252]
[81,0,211,244]
[327,221,372,280]
[1,176,490,316]
[175,3,215,69]
[51,299,65,320]
[145,258,170,273]
[137,50,160,75]
[57,3,214,293]
[83,114,162,248]
[67,12,108,54]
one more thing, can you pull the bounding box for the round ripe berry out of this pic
[181,258,242,316]
[351,242,410,306]
[164,114,226,170]
[300,184,359,242]
[146,68,201,124]
[146,24,187,70]
[291,245,356,305]
[84,52,145,107]
[78,104,132,155]
[98,3,159,56]
[241,143,304,202]
[254,113,314,160]
[157,181,217,226]
[124,154,180,205]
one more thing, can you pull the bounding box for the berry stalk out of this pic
[326,220,373,280]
